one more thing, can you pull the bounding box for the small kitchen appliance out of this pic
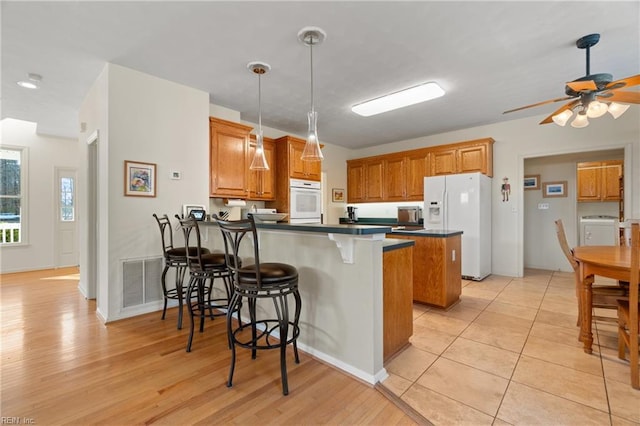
[346,206,358,222]
[397,206,422,225]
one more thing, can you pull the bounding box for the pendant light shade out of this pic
[298,26,326,162]
[247,62,270,170]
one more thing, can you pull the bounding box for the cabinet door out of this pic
[289,139,322,181]
[347,161,366,203]
[430,148,457,175]
[247,138,276,200]
[405,152,429,200]
[601,161,622,201]
[457,144,487,174]
[365,159,385,201]
[577,162,602,202]
[383,156,406,201]
[210,118,251,198]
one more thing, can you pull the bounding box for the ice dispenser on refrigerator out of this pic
[426,200,443,228]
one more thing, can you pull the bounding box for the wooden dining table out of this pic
[573,245,635,354]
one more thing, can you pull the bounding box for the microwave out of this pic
[397,206,422,225]
[289,179,321,224]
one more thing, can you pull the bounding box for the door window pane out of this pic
[60,177,74,221]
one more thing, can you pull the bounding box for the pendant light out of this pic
[298,26,326,161]
[247,62,270,170]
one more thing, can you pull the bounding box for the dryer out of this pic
[580,215,619,246]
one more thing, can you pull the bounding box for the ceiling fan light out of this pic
[607,102,630,119]
[570,111,589,128]
[552,109,573,126]
[586,101,608,118]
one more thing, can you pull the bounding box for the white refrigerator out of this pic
[424,172,492,280]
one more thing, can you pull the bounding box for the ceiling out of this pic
[2,1,639,149]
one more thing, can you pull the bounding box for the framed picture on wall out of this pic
[542,181,567,198]
[332,188,345,202]
[124,160,156,197]
[523,174,540,190]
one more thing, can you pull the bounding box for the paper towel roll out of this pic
[224,199,247,207]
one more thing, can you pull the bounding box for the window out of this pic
[0,147,26,244]
[60,176,75,221]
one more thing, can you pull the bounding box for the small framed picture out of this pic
[543,181,567,198]
[523,174,540,190]
[332,188,345,202]
[124,160,156,197]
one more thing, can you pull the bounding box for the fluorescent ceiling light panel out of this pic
[351,82,445,117]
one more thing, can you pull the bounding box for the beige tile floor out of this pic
[382,269,640,426]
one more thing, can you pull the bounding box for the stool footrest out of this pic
[231,319,300,351]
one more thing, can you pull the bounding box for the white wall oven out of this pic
[289,179,321,223]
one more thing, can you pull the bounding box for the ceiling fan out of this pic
[503,33,640,127]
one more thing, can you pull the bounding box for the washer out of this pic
[580,215,619,246]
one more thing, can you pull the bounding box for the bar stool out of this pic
[214,215,301,395]
[176,215,237,352]
[153,213,210,329]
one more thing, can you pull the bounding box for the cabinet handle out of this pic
[452,249,456,262]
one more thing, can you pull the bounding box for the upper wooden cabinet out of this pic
[346,158,385,203]
[347,138,493,203]
[280,136,322,181]
[430,148,457,176]
[577,160,623,202]
[247,136,276,200]
[209,117,252,198]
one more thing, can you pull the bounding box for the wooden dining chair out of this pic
[617,222,639,389]
[554,219,627,333]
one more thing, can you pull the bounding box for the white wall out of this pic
[523,149,624,272]
[348,111,639,277]
[0,119,80,273]
[79,64,210,322]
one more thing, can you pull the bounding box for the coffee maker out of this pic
[346,206,358,223]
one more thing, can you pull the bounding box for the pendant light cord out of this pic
[309,36,314,114]
[258,72,262,131]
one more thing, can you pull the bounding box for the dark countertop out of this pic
[200,220,392,235]
[383,238,415,252]
[388,229,463,237]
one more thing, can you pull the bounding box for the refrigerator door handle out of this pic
[442,189,448,229]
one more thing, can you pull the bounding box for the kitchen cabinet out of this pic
[265,136,323,217]
[430,147,457,176]
[383,244,413,361]
[346,157,384,203]
[390,233,462,308]
[247,136,276,200]
[346,138,493,203]
[209,117,252,198]
[577,160,623,202]
[280,136,322,181]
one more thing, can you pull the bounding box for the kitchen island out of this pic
[199,221,412,384]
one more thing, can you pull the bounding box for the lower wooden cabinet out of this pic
[383,245,414,361]
[390,233,462,308]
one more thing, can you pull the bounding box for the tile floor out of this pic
[381,269,639,425]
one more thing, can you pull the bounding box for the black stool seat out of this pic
[214,215,302,396]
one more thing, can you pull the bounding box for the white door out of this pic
[55,168,79,267]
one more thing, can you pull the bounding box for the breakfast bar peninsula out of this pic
[200,221,412,384]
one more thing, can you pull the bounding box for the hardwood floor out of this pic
[0,268,423,425]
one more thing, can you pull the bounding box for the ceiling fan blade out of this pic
[598,91,640,104]
[503,96,574,114]
[566,80,597,91]
[604,74,640,91]
[539,99,581,124]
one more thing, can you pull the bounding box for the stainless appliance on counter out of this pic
[397,206,422,225]
[346,206,358,222]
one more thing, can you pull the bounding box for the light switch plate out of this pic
[538,203,550,210]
